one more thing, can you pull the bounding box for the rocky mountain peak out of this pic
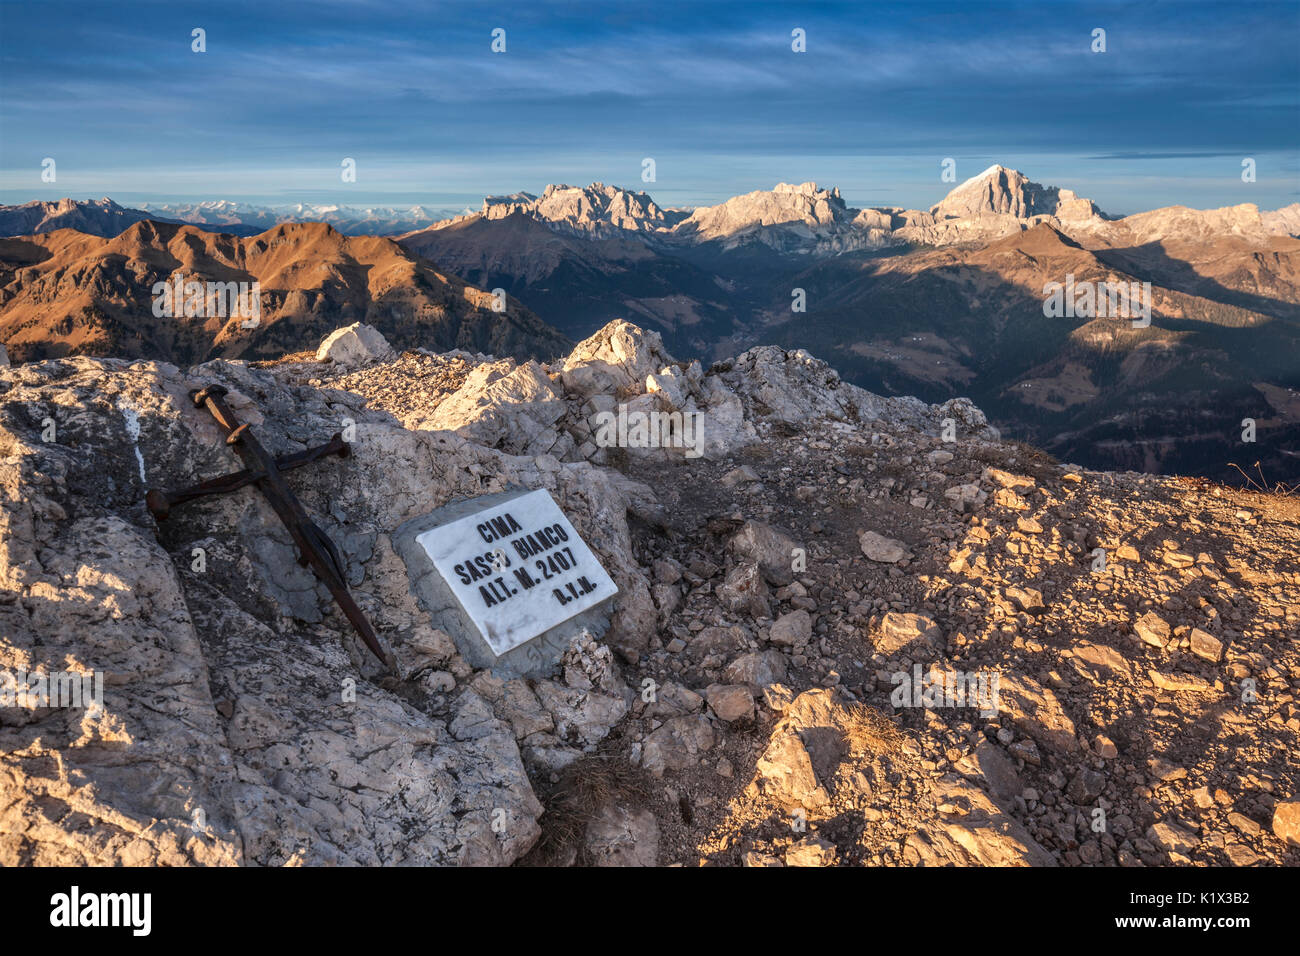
[930,166,1104,222]
[3,317,1295,867]
[480,182,681,237]
[672,181,859,250]
[0,196,154,238]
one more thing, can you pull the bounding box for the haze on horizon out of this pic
[1,0,1298,215]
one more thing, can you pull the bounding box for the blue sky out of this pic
[1,0,1297,215]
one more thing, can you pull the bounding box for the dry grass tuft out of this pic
[840,702,905,756]
[522,753,649,866]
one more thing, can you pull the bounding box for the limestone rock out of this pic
[585,804,659,866]
[785,835,838,866]
[904,776,1056,867]
[723,650,790,688]
[1272,799,1300,847]
[561,320,675,396]
[877,611,943,654]
[316,322,395,366]
[1005,586,1045,613]
[641,715,715,776]
[716,562,770,618]
[755,729,829,811]
[419,358,566,454]
[704,683,755,723]
[728,520,799,586]
[534,680,629,748]
[769,609,813,647]
[1134,612,1171,648]
[859,530,907,563]
[1149,670,1214,693]
[1147,821,1199,858]
[1189,628,1223,663]
[998,675,1078,753]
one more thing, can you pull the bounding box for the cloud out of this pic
[0,0,1295,210]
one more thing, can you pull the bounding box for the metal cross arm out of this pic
[146,383,392,666]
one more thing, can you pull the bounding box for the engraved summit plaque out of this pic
[413,488,619,659]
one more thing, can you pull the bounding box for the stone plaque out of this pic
[394,488,619,677]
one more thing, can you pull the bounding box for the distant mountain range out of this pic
[1,168,1297,480]
[393,169,1300,481]
[0,197,452,239]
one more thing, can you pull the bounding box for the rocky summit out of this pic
[1,319,1297,867]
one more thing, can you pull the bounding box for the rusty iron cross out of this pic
[146,384,391,666]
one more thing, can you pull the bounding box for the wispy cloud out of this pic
[0,0,1296,211]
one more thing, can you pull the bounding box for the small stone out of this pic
[859,530,908,563]
[974,742,1022,803]
[1225,844,1261,866]
[944,483,986,512]
[653,559,682,584]
[723,651,789,688]
[1009,738,1041,766]
[983,467,1034,489]
[716,562,770,618]
[1147,757,1187,782]
[876,612,942,654]
[1005,586,1045,613]
[1149,670,1213,693]
[728,520,800,587]
[705,684,755,723]
[1094,734,1118,759]
[1134,611,1171,648]
[1227,812,1261,837]
[785,835,838,867]
[1147,821,1198,856]
[584,805,660,867]
[1068,768,1107,803]
[769,609,813,647]
[721,465,761,487]
[1271,799,1300,846]
[1189,628,1223,663]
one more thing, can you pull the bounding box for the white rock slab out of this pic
[414,488,618,658]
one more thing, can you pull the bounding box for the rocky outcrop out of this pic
[3,318,1297,869]
[316,322,395,366]
[0,347,648,864]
